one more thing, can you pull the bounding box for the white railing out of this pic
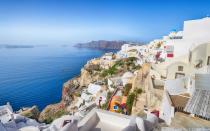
[195,65,210,74]
[207,65,210,73]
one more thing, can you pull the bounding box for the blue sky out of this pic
[0,0,210,44]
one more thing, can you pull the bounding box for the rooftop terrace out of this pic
[78,109,136,131]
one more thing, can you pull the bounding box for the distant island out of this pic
[0,44,34,49]
[74,40,130,50]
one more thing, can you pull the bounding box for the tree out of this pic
[101,91,112,110]
[123,84,132,96]
[126,92,136,115]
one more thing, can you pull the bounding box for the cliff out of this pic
[74,40,127,50]
[18,106,40,120]
[39,77,80,123]
[39,61,103,123]
[39,54,147,123]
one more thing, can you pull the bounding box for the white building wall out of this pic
[160,91,174,125]
[188,43,210,74]
[186,76,195,95]
[183,17,210,44]
[107,79,114,92]
[166,62,189,79]
[195,74,210,91]
[190,43,208,65]
[0,103,13,124]
[164,18,210,59]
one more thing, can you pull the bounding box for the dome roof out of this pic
[122,72,134,79]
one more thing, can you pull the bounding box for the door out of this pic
[207,56,210,65]
[175,73,185,79]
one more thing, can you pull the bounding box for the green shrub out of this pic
[133,88,143,106]
[100,59,126,77]
[101,70,108,77]
[101,91,112,110]
[115,60,124,67]
[156,43,161,48]
[101,65,118,77]
[48,109,67,124]
[127,57,137,62]
[135,88,143,94]
[44,117,53,124]
[54,109,66,118]
[133,65,141,70]
[74,92,81,97]
[126,92,136,115]
[123,84,132,96]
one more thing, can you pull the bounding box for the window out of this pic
[113,105,118,111]
[175,73,185,79]
[195,60,203,68]
[207,56,210,65]
[178,66,183,71]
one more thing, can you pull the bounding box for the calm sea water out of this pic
[0,45,113,111]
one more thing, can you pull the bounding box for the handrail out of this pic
[106,88,119,110]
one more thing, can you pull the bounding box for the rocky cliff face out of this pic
[39,77,81,123]
[80,69,93,87]
[74,40,127,50]
[18,106,40,120]
[39,61,102,123]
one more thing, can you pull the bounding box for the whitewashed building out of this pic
[163,17,210,60]
[87,83,101,96]
[0,103,46,131]
[122,72,134,86]
[0,102,13,124]
[184,74,210,120]
[101,52,114,61]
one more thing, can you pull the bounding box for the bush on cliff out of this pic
[44,117,53,124]
[126,92,136,115]
[137,88,143,94]
[39,104,68,124]
[123,84,132,96]
[101,91,112,110]
[100,59,125,77]
[100,58,140,77]
[43,109,67,124]
[74,92,81,97]
[127,57,137,62]
[133,65,141,70]
[115,59,124,67]
[133,88,143,106]
[101,65,117,77]
[19,106,40,120]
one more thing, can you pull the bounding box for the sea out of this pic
[0,45,116,111]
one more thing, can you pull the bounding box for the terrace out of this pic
[76,109,158,131]
[78,109,136,131]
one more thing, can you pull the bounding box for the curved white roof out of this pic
[49,115,75,131]
[19,126,40,131]
[176,31,183,36]
[122,72,134,79]
[165,78,187,95]
[88,83,101,95]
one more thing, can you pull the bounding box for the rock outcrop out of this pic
[39,61,102,123]
[74,40,127,50]
[80,69,93,87]
[39,103,66,123]
[39,77,80,123]
[18,105,40,120]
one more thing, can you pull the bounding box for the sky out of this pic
[0,0,210,45]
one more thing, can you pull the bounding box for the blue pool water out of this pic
[0,45,113,111]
